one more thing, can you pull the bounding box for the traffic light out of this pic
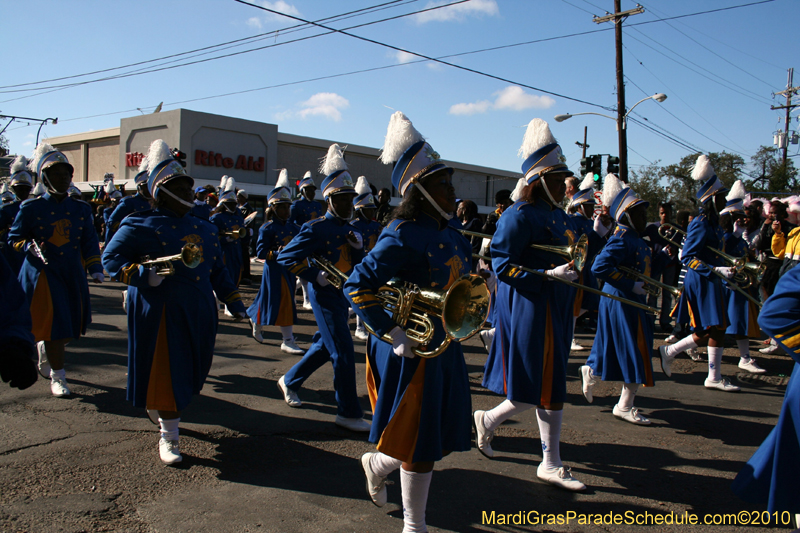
[171,148,187,167]
[607,155,620,175]
[590,155,603,190]
[580,156,591,177]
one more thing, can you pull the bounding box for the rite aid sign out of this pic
[125,149,265,171]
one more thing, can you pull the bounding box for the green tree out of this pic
[661,151,745,211]
[628,162,668,221]
[745,145,798,193]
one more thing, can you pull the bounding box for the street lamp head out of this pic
[653,93,667,103]
[554,114,572,122]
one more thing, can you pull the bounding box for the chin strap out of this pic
[541,177,561,210]
[158,186,195,208]
[414,181,453,221]
[623,211,635,229]
[327,197,353,222]
[41,173,66,198]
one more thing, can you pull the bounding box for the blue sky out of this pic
[2,0,797,181]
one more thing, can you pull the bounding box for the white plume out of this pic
[28,142,57,173]
[510,177,527,202]
[579,172,594,191]
[275,169,291,189]
[143,140,174,178]
[219,175,229,192]
[10,155,28,175]
[691,154,715,182]
[320,143,348,176]
[303,170,312,179]
[379,111,424,165]
[726,180,746,201]
[138,154,150,173]
[602,173,624,207]
[517,118,557,160]
[224,176,236,194]
[1,183,8,194]
[32,182,46,196]
[355,176,370,196]
[104,174,116,195]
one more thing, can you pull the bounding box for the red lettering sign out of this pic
[125,152,144,167]
[193,150,265,172]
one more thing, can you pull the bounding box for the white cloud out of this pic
[394,51,418,64]
[247,1,301,29]
[449,100,492,116]
[278,92,350,122]
[22,141,32,147]
[493,86,555,111]
[414,0,498,23]
[449,86,555,116]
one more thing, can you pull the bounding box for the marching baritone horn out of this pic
[141,243,202,276]
[461,229,589,272]
[311,254,491,358]
[219,227,247,239]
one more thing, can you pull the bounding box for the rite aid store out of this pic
[46,108,518,213]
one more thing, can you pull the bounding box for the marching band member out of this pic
[732,263,800,522]
[101,174,122,238]
[580,174,655,425]
[475,118,585,491]
[236,189,255,284]
[276,144,369,432]
[567,173,601,352]
[191,186,212,220]
[106,167,152,242]
[0,155,34,274]
[721,181,766,374]
[660,155,740,392]
[349,176,383,341]
[247,169,304,354]
[8,143,104,397]
[346,111,473,532]
[0,253,38,391]
[290,171,323,310]
[210,176,245,290]
[102,140,246,465]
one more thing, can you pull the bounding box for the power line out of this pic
[627,116,704,153]
[0,0,419,91]
[638,2,779,90]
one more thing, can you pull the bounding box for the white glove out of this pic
[91,272,105,284]
[226,236,236,243]
[146,268,164,287]
[545,264,578,282]
[733,221,745,238]
[388,326,420,358]
[632,281,646,295]
[348,232,363,250]
[593,216,612,238]
[479,269,497,293]
[714,266,735,279]
[316,271,330,287]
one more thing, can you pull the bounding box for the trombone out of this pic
[618,266,682,299]
[141,243,202,276]
[461,229,589,272]
[219,228,247,239]
[659,222,765,290]
[474,253,659,315]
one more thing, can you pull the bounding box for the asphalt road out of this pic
[0,262,794,533]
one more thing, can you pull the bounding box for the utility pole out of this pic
[771,68,798,166]
[594,2,643,183]
[575,126,589,159]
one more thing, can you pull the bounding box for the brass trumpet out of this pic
[141,243,202,276]
[311,255,490,358]
[618,266,682,299]
[460,229,589,272]
[220,228,247,239]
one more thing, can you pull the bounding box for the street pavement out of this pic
[0,261,794,532]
